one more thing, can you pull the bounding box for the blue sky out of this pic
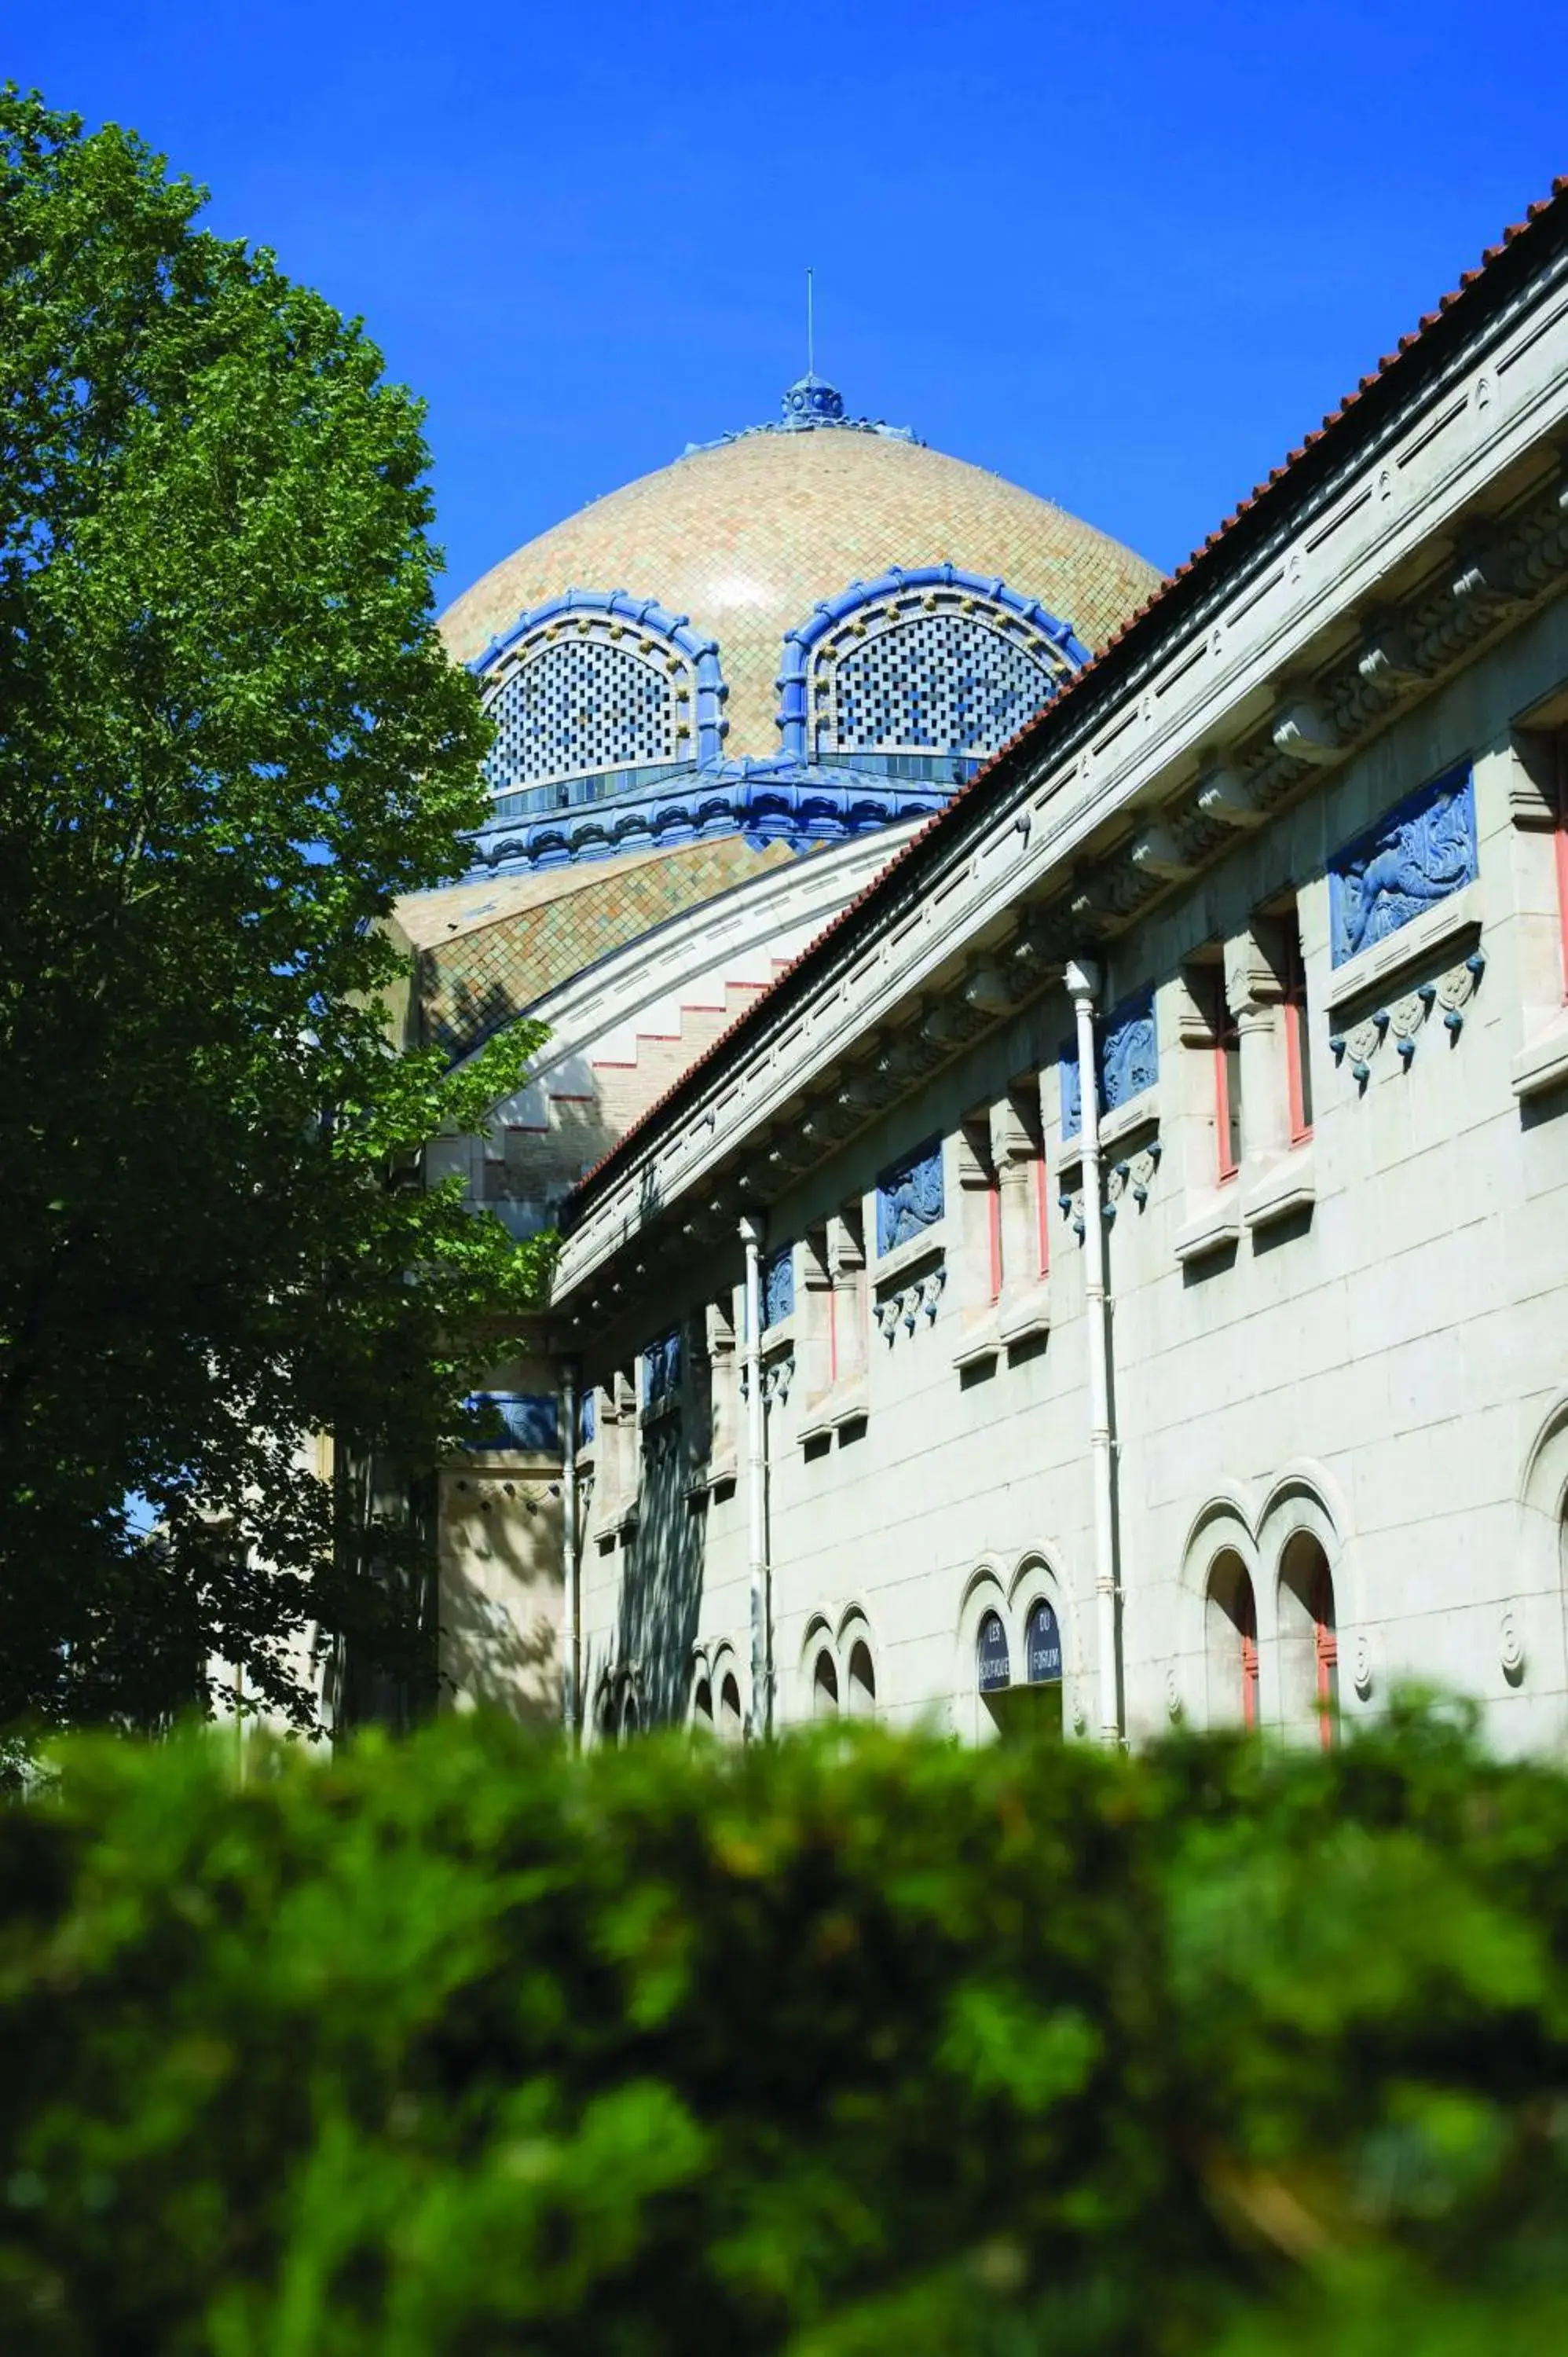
[12,2,1567,612]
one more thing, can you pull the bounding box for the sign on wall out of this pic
[976,1610,1011,1694]
[1024,1598,1063,1684]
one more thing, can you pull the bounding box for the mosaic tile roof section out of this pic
[440,427,1160,763]
[407,834,797,1060]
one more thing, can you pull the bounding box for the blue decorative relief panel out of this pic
[1101,989,1157,1112]
[1329,765,1477,966]
[643,1330,682,1409]
[876,1139,945,1255]
[463,1393,559,1453]
[764,1247,796,1328]
[1059,1043,1082,1142]
[1057,992,1156,1140]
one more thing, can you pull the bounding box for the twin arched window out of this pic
[1204,1535,1337,1743]
[808,1628,877,1721]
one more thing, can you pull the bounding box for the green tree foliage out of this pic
[2,1709,1566,2353]
[0,89,550,1736]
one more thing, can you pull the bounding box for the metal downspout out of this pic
[1066,958,1122,1744]
[739,1215,771,1739]
[561,1358,580,1747]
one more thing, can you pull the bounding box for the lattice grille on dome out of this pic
[482,627,694,792]
[815,599,1068,761]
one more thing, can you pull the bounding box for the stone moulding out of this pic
[1324,880,1482,1013]
[551,217,1568,1308]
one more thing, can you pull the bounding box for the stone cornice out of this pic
[555,205,1568,1320]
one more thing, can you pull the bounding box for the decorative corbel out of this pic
[1271,692,1340,764]
[1194,762,1264,829]
[1129,821,1197,883]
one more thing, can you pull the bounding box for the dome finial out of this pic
[782,371,845,427]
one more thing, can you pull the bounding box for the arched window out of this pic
[812,1649,840,1718]
[473,591,725,814]
[976,1609,1010,1695]
[619,1688,641,1744]
[719,1671,743,1743]
[1205,1551,1259,1731]
[846,1640,877,1718]
[1278,1534,1338,1747]
[691,1675,714,1737]
[777,567,1088,779]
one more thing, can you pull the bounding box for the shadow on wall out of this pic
[613,1168,713,1729]
[438,1475,563,1728]
[613,1403,711,1732]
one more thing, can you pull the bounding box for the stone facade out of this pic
[529,183,1568,1756]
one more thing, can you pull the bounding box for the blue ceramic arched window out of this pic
[471,589,727,814]
[776,566,1089,777]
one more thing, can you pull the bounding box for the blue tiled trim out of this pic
[775,564,1091,763]
[463,757,951,876]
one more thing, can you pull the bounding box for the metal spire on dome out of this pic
[781,265,846,426]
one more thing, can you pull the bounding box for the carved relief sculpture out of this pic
[876,1140,944,1254]
[1328,766,1478,964]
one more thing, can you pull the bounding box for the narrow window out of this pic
[1205,1552,1258,1730]
[691,1677,714,1736]
[812,1649,840,1718]
[1210,973,1242,1182]
[960,1113,1002,1310]
[1281,916,1313,1145]
[1312,1560,1339,1748]
[987,1176,1003,1302]
[847,1640,876,1718]
[1279,1534,1339,1747]
[719,1672,743,1743]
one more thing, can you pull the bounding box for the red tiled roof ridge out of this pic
[562,174,1568,1226]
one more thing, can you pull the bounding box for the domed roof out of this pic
[439,402,1160,763]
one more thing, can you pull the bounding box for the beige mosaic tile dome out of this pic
[439,420,1162,761]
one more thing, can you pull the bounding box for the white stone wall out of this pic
[574,596,1568,1755]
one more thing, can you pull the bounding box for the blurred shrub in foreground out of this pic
[2,1705,1567,2353]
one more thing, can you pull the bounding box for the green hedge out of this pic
[2,1706,1568,2353]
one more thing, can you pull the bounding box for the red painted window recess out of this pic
[1282,918,1314,1145]
[1212,977,1242,1182]
[1238,1573,1259,1732]
[1313,1562,1339,1750]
